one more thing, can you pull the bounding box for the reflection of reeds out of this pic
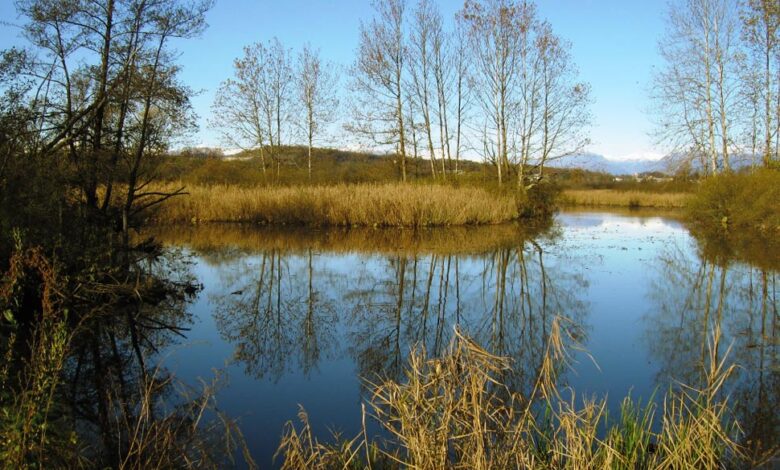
[143,223,551,257]
[149,183,519,226]
[277,320,760,469]
[561,189,689,208]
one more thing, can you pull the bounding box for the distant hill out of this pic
[178,146,753,175]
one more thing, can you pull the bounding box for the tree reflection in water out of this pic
[211,248,337,380]
[202,223,588,398]
[22,245,246,467]
[647,228,779,461]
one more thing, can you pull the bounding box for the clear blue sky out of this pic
[0,0,669,161]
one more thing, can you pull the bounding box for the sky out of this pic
[0,0,670,162]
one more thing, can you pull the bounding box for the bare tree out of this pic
[451,20,473,173]
[409,0,440,178]
[460,0,589,187]
[430,4,453,174]
[459,0,525,185]
[741,0,779,167]
[210,43,271,174]
[295,44,339,180]
[653,0,742,175]
[521,23,591,188]
[347,0,409,182]
[267,38,294,166]
[211,38,292,177]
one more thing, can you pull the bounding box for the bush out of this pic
[687,169,780,235]
[517,182,561,219]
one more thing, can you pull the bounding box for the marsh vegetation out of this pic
[0,0,777,468]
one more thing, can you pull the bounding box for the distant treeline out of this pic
[161,145,698,193]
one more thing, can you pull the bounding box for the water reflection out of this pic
[647,230,779,460]
[147,211,778,465]
[49,248,238,466]
[157,223,587,395]
[212,248,337,380]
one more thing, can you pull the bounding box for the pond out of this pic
[149,209,778,467]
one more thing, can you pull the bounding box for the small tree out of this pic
[211,38,292,177]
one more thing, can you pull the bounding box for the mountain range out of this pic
[550,153,668,175]
[551,152,758,175]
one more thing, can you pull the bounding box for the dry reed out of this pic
[561,189,690,208]
[276,320,759,469]
[148,183,519,227]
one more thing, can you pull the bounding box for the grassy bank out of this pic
[560,189,690,208]
[150,183,519,227]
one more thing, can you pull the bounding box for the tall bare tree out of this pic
[741,0,779,167]
[430,3,452,174]
[409,0,440,178]
[459,0,525,185]
[460,0,589,187]
[653,0,742,175]
[295,44,339,180]
[521,23,591,188]
[451,20,472,173]
[348,0,409,182]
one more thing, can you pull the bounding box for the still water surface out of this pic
[151,210,778,466]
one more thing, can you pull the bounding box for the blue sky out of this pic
[0,0,669,161]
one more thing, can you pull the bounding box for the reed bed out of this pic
[149,183,518,227]
[276,321,767,469]
[561,189,690,208]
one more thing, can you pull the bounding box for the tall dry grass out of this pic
[276,321,763,469]
[561,189,690,208]
[149,183,519,227]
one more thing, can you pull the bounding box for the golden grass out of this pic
[143,222,549,257]
[148,183,518,227]
[561,189,690,208]
[276,322,763,469]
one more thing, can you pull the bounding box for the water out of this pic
[150,210,778,466]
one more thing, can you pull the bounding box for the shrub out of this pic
[687,169,780,235]
[517,182,561,219]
